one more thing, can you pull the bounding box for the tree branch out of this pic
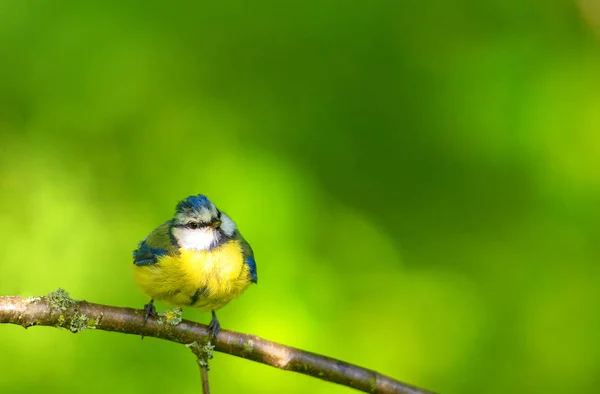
[0,291,435,394]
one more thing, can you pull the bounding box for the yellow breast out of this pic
[133,241,252,311]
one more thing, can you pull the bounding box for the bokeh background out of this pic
[1,1,600,393]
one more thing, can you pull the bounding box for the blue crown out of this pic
[175,194,212,213]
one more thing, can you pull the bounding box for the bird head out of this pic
[171,194,236,250]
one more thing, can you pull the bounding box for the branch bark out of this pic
[0,292,435,394]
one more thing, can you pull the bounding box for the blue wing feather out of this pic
[245,256,258,283]
[238,234,257,283]
[133,221,176,266]
[133,243,168,266]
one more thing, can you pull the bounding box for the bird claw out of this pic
[208,311,220,340]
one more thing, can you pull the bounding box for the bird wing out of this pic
[238,233,257,283]
[133,220,178,266]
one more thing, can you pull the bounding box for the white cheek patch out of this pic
[172,227,220,251]
[220,213,237,237]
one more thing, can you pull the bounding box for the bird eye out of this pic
[188,222,199,229]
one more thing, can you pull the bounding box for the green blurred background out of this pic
[1,1,599,393]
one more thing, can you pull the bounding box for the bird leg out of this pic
[208,310,221,340]
[144,299,157,321]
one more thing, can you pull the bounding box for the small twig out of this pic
[187,341,214,394]
[0,291,436,394]
[201,366,210,394]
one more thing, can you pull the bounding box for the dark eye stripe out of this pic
[186,221,212,229]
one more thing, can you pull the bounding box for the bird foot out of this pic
[144,300,157,321]
[208,311,221,340]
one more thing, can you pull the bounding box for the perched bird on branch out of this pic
[132,194,257,339]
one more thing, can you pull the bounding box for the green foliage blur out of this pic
[1,1,599,393]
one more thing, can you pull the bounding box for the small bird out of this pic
[132,194,257,339]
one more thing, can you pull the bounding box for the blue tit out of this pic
[132,194,257,339]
